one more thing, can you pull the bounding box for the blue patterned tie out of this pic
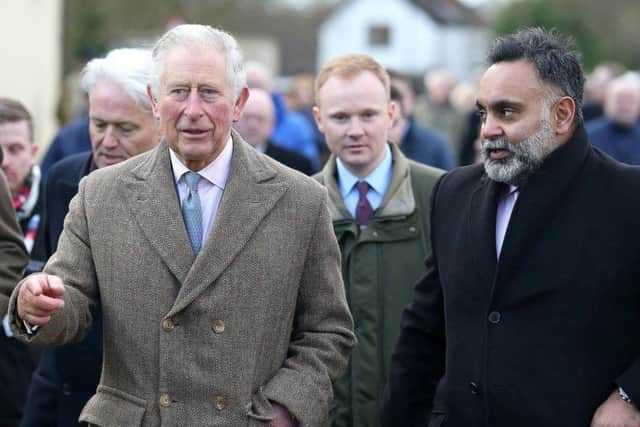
[181,171,203,255]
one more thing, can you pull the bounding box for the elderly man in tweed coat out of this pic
[9,24,354,427]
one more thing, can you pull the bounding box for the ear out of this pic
[147,84,160,120]
[312,105,325,133]
[552,96,575,136]
[232,87,250,122]
[388,100,396,124]
[31,144,39,158]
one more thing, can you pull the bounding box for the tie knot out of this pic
[356,181,369,196]
[184,171,200,192]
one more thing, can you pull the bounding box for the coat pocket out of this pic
[79,385,146,427]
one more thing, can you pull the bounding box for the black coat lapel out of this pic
[468,175,503,288]
[497,126,591,283]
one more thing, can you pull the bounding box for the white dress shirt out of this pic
[495,185,519,259]
[170,136,233,245]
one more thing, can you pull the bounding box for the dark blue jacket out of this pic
[400,118,456,171]
[40,116,91,177]
[587,117,640,165]
[21,152,102,427]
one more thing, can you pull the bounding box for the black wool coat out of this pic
[382,126,640,427]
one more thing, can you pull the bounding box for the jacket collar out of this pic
[468,125,591,288]
[319,143,416,222]
[120,130,288,316]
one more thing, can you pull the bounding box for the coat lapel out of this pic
[120,140,194,284]
[168,132,288,316]
[496,126,591,284]
[468,175,503,288]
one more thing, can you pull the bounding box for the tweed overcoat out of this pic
[10,132,355,427]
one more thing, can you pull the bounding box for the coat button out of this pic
[162,319,175,332]
[159,394,171,408]
[409,226,416,233]
[469,381,479,395]
[488,311,501,324]
[214,395,227,410]
[62,382,72,396]
[372,231,379,237]
[211,319,225,334]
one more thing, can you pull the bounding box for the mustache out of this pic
[482,138,513,151]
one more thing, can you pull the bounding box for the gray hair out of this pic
[487,27,585,126]
[81,48,153,112]
[150,24,246,100]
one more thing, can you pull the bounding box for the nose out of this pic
[480,114,503,141]
[102,125,119,148]
[184,89,204,119]
[347,117,364,138]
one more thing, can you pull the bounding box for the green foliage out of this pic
[492,0,640,70]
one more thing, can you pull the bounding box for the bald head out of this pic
[236,88,275,147]
[604,73,640,126]
[245,61,272,90]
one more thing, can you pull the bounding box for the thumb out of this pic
[43,275,66,298]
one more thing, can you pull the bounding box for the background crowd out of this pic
[1,12,640,427]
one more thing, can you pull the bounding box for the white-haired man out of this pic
[11,24,354,427]
[20,47,160,427]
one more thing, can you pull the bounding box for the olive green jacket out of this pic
[314,143,443,427]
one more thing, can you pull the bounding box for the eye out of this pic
[92,120,107,131]
[476,110,487,122]
[118,124,136,134]
[331,113,349,122]
[170,87,189,100]
[500,108,514,118]
[362,111,377,120]
[200,87,217,101]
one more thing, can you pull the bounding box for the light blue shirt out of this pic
[336,144,393,219]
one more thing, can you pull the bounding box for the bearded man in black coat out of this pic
[383,27,640,427]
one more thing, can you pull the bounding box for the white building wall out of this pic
[0,0,63,153]
[318,0,490,80]
[442,26,492,81]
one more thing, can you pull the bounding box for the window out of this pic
[369,25,390,47]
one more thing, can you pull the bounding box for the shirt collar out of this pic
[169,135,233,189]
[336,143,392,197]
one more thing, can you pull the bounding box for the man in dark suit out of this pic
[20,47,160,427]
[383,27,640,427]
[235,87,314,175]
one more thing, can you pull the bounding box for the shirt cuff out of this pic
[22,319,39,335]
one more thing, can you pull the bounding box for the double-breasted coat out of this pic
[10,132,355,427]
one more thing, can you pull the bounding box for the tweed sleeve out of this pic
[261,187,356,426]
[9,176,97,345]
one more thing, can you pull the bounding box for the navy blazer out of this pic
[383,126,640,426]
[21,152,102,427]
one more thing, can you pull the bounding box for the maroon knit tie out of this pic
[355,181,373,225]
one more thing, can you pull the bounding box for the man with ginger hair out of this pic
[312,54,442,427]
